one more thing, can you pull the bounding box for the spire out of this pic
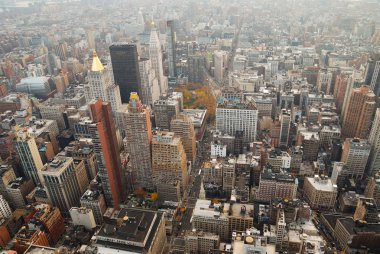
[91,50,104,72]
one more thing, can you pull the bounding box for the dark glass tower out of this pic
[109,43,141,103]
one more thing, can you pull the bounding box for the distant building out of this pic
[109,43,142,103]
[216,100,258,145]
[16,77,54,99]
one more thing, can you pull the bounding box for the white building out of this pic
[211,142,227,158]
[216,100,258,144]
[139,58,160,106]
[214,50,228,85]
[69,207,97,230]
[149,27,168,96]
[84,51,122,112]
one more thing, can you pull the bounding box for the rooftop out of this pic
[306,176,337,192]
[42,156,73,175]
[96,208,163,252]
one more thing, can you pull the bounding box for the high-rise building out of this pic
[84,51,122,112]
[170,114,196,163]
[152,131,188,191]
[149,26,167,95]
[369,109,380,175]
[139,58,160,106]
[342,86,376,139]
[279,109,291,147]
[41,156,82,216]
[109,43,142,103]
[216,100,258,145]
[166,20,176,80]
[0,195,11,219]
[341,138,371,179]
[365,54,380,96]
[188,55,205,84]
[120,93,153,190]
[14,131,44,185]
[74,100,124,208]
[214,51,228,85]
[153,97,180,130]
[333,72,350,114]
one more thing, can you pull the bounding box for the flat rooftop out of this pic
[182,109,207,127]
[42,156,73,175]
[96,208,162,252]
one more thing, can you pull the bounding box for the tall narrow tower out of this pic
[122,93,154,190]
[166,20,176,80]
[149,26,167,96]
[74,100,124,208]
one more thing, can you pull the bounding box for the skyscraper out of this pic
[166,20,176,80]
[121,93,154,190]
[41,156,82,216]
[152,131,188,191]
[139,58,160,106]
[149,26,167,95]
[364,54,380,96]
[341,138,371,179]
[14,131,44,185]
[342,86,376,139]
[279,109,291,147]
[170,114,196,163]
[109,43,142,103]
[74,100,124,208]
[368,108,380,175]
[84,51,122,112]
